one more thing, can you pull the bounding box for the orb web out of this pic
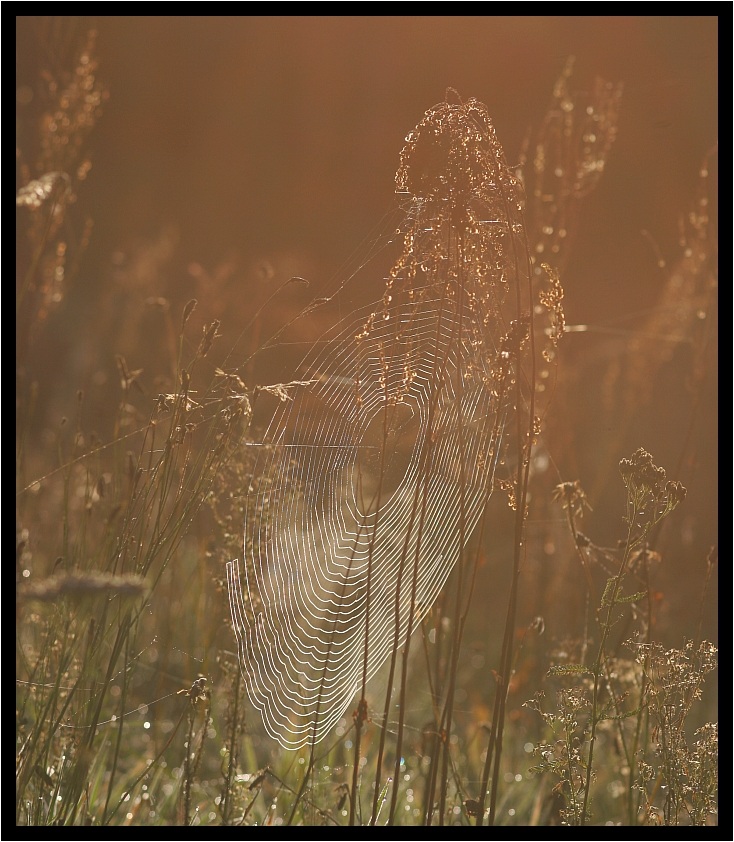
[227,96,530,748]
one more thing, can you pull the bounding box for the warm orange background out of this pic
[18,17,717,308]
[17,16,718,644]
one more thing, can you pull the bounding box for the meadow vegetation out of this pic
[16,22,717,827]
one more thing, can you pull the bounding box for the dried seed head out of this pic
[181,298,197,329]
[396,97,520,205]
[552,480,592,519]
[197,320,221,358]
[16,172,72,210]
[17,572,149,603]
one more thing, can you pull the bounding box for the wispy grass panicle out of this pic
[16,24,107,348]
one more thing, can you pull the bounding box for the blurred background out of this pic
[17,15,717,704]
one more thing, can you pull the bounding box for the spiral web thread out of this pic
[227,95,530,749]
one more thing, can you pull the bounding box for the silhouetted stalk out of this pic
[436,220,468,826]
[386,296,454,825]
[370,652,398,825]
[221,665,241,825]
[422,729,441,824]
[102,630,132,822]
[580,502,639,827]
[287,751,316,825]
[181,703,197,825]
[628,581,652,826]
[420,596,447,824]
[104,705,188,825]
[348,722,362,825]
[353,379,390,826]
[387,482,432,825]
[580,523,634,826]
[583,452,687,826]
[480,197,535,827]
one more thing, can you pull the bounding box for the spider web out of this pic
[227,95,530,748]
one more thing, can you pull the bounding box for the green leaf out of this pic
[599,707,641,721]
[614,590,647,604]
[547,664,591,677]
[600,577,617,607]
